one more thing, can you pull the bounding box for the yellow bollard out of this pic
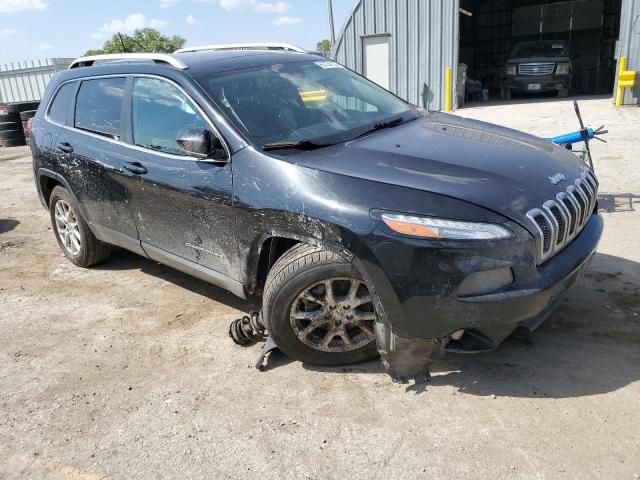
[616,56,637,107]
[445,67,452,112]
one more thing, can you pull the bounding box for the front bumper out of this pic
[505,74,571,93]
[360,212,603,341]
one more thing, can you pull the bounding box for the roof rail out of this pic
[68,53,188,70]
[174,43,306,54]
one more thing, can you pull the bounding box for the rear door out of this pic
[119,76,238,280]
[54,77,140,250]
[36,81,78,175]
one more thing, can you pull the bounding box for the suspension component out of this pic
[228,311,266,346]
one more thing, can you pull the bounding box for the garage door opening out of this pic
[458,0,623,105]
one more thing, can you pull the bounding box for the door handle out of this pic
[57,142,73,153]
[123,162,148,175]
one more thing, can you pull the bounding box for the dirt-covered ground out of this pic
[1,96,639,479]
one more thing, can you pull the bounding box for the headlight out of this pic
[506,64,516,75]
[381,213,512,240]
[556,63,570,75]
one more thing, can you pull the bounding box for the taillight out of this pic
[26,118,34,135]
[0,104,7,115]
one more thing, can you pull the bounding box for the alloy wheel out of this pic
[289,278,377,352]
[54,199,81,256]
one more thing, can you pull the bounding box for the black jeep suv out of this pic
[30,50,602,380]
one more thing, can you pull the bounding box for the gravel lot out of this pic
[1,96,639,479]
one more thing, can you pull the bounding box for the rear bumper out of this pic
[361,212,603,341]
[505,74,571,92]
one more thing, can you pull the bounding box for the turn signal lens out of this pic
[381,213,512,240]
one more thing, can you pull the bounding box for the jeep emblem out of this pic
[548,173,566,185]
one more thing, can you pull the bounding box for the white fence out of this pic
[0,58,74,104]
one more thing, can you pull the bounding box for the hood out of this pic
[286,112,588,232]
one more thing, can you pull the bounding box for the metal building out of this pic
[618,0,640,105]
[332,0,639,110]
[333,0,459,111]
[0,58,74,104]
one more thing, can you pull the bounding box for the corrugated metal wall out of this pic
[0,58,73,104]
[332,0,459,111]
[618,0,640,104]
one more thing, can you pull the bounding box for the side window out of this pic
[75,78,125,138]
[48,82,76,125]
[132,77,209,156]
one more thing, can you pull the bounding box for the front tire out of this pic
[262,244,379,366]
[49,186,111,267]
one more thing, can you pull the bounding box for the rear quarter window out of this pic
[48,82,77,125]
[74,78,126,138]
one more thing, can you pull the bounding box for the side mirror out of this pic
[176,127,227,161]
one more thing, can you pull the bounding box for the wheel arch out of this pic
[36,169,93,228]
[247,230,356,296]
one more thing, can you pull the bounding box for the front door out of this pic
[120,77,238,280]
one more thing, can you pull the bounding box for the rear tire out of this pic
[262,244,379,366]
[49,186,111,267]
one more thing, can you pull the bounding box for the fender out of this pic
[244,223,390,322]
[36,168,94,230]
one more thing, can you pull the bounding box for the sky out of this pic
[0,0,354,64]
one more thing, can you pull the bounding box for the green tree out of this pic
[316,39,332,54]
[85,28,186,56]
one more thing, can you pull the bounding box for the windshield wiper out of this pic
[262,139,335,151]
[352,116,412,140]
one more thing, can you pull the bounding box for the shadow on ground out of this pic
[461,93,611,109]
[0,219,20,234]
[94,247,640,400]
[95,248,256,312]
[598,192,639,213]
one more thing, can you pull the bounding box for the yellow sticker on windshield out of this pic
[299,89,328,102]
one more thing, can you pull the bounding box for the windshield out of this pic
[512,42,568,58]
[198,60,417,148]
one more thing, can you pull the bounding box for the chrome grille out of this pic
[518,63,555,76]
[526,168,599,264]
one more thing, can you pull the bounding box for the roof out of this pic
[175,42,306,53]
[65,50,322,76]
[175,49,320,75]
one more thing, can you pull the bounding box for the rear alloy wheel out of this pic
[49,186,110,267]
[262,244,379,366]
[54,199,82,256]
